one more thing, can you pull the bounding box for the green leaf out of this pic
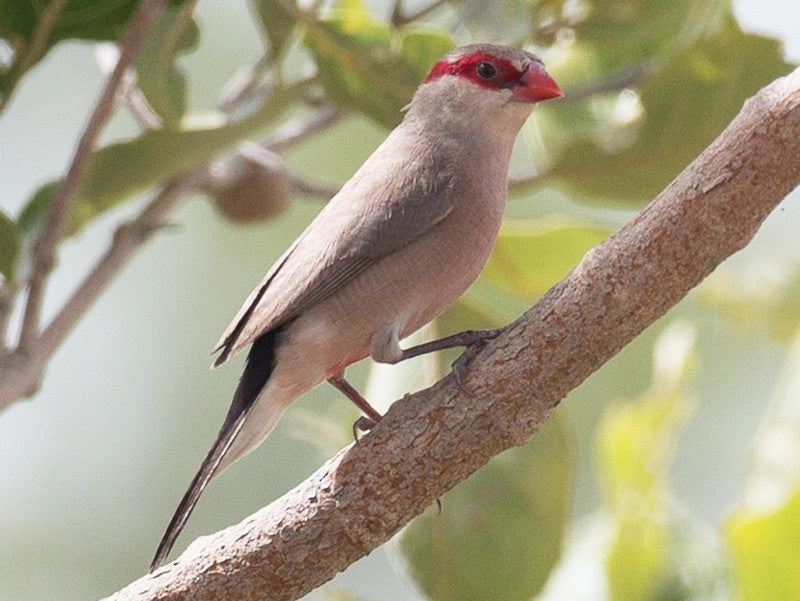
[0,0,138,103]
[0,0,137,48]
[725,331,800,601]
[302,1,454,127]
[482,218,609,298]
[727,491,800,601]
[17,182,58,236]
[399,414,572,601]
[20,81,305,238]
[545,17,791,204]
[134,2,199,128]
[397,29,455,81]
[0,208,20,279]
[597,323,696,601]
[567,0,727,74]
[251,0,296,57]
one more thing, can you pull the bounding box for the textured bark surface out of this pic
[105,68,800,601]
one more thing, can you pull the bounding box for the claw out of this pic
[450,330,499,393]
[352,416,378,442]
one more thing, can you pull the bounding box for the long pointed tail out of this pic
[149,407,251,572]
[149,329,280,572]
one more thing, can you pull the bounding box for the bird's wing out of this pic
[213,135,455,365]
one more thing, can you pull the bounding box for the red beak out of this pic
[512,61,563,103]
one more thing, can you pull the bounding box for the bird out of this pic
[150,43,562,572]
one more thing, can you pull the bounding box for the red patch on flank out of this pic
[423,52,524,91]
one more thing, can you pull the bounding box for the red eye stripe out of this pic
[423,53,524,90]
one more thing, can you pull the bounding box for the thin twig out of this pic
[265,107,341,152]
[118,70,162,129]
[289,174,340,200]
[0,174,199,411]
[561,61,657,104]
[0,0,68,111]
[17,0,166,354]
[36,176,200,363]
[392,0,449,25]
[125,85,163,129]
[218,50,275,112]
[390,0,404,25]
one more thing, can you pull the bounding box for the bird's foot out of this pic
[450,328,503,392]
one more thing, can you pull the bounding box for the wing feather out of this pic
[214,130,455,364]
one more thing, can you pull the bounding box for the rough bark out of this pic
[105,67,800,601]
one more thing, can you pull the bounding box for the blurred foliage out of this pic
[725,331,800,601]
[0,0,137,105]
[2,0,792,269]
[597,323,696,601]
[251,0,296,59]
[0,208,18,279]
[540,14,790,203]
[134,1,199,128]
[304,0,454,127]
[483,218,609,298]
[399,415,572,601]
[726,491,800,601]
[18,81,305,238]
[1,0,799,600]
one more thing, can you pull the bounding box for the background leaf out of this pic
[0,209,20,280]
[725,330,800,601]
[0,0,137,49]
[482,219,609,298]
[0,0,138,103]
[134,1,199,128]
[399,414,572,601]
[544,17,791,204]
[699,266,800,343]
[18,81,304,238]
[303,0,453,127]
[251,0,297,58]
[597,323,696,601]
[726,491,800,601]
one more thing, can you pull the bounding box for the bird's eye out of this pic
[475,61,497,80]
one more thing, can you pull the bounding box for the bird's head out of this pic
[406,44,562,138]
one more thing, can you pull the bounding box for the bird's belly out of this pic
[275,199,503,385]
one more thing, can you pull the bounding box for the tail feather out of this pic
[149,329,280,572]
[149,408,251,572]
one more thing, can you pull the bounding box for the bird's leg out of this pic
[327,374,383,440]
[397,328,505,362]
[397,328,506,392]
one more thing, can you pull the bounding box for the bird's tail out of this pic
[148,405,252,573]
[149,329,281,573]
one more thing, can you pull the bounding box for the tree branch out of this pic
[17,0,166,354]
[560,60,657,104]
[0,175,200,411]
[391,0,449,26]
[105,69,800,601]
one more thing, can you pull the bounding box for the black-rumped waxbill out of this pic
[150,43,562,572]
